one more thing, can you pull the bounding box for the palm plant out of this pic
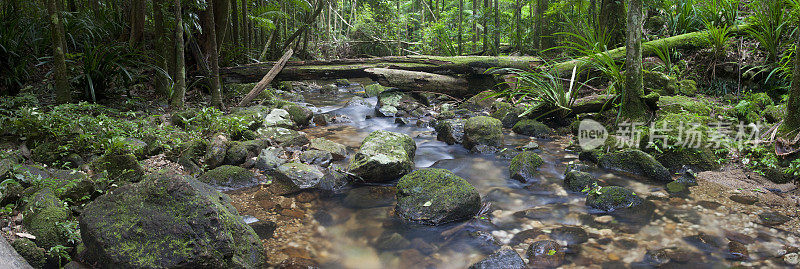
[70,43,165,102]
[662,0,702,36]
[698,0,740,27]
[702,20,732,58]
[492,66,581,119]
[746,0,789,62]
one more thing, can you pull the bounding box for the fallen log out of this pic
[551,23,753,75]
[219,55,543,83]
[237,49,293,106]
[365,68,470,97]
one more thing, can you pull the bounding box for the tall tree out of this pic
[458,0,463,55]
[171,0,187,108]
[154,0,170,97]
[242,0,249,51]
[622,0,647,119]
[129,0,146,45]
[472,0,478,52]
[47,0,71,103]
[598,0,625,47]
[780,30,800,136]
[207,0,224,108]
[534,0,548,51]
[483,0,489,53]
[232,0,239,44]
[493,0,499,55]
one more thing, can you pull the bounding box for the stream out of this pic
[233,80,797,268]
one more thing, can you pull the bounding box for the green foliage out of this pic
[492,66,580,118]
[697,0,740,27]
[68,43,165,102]
[0,17,40,94]
[746,0,790,62]
[702,20,732,57]
[661,0,702,35]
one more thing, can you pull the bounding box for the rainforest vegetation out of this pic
[1,0,800,268]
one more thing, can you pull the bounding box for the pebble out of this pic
[600,229,614,237]
[594,215,613,224]
[784,253,800,265]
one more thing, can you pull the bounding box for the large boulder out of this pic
[654,148,721,172]
[509,151,543,182]
[282,104,314,127]
[512,120,554,139]
[376,90,425,117]
[198,165,259,190]
[463,116,504,149]
[348,131,416,183]
[80,173,264,268]
[435,119,465,145]
[204,134,229,169]
[263,108,296,129]
[23,189,70,249]
[395,168,481,225]
[92,153,145,183]
[276,162,325,189]
[599,149,671,182]
[254,147,287,172]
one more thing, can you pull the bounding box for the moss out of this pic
[599,149,671,182]
[92,153,145,184]
[258,127,310,147]
[365,84,387,97]
[198,165,256,190]
[462,91,496,111]
[23,189,70,249]
[11,238,46,268]
[564,171,597,193]
[585,186,643,212]
[223,141,248,165]
[170,109,199,129]
[229,105,271,130]
[746,92,774,109]
[512,120,554,138]
[463,116,504,149]
[348,131,416,182]
[676,80,698,96]
[282,104,313,127]
[762,105,784,123]
[509,151,543,182]
[395,168,481,225]
[80,173,264,268]
[643,70,678,95]
[31,142,61,165]
[657,95,712,115]
[0,179,23,205]
[666,181,687,194]
[654,147,721,172]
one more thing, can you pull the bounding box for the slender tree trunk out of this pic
[242,0,249,51]
[129,0,145,45]
[232,0,239,44]
[483,0,488,53]
[599,0,625,47]
[514,0,521,52]
[472,0,477,52]
[47,0,71,104]
[534,0,548,51]
[207,0,224,108]
[171,0,187,108]
[213,0,230,50]
[154,0,170,98]
[458,0,463,55]
[493,0,499,55]
[781,31,800,135]
[622,0,647,119]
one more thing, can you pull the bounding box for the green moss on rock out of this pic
[564,171,597,193]
[310,138,347,160]
[282,104,313,127]
[257,127,309,147]
[364,84,387,97]
[512,120,554,138]
[92,153,145,184]
[599,149,671,182]
[509,151,543,182]
[348,131,416,183]
[585,186,643,212]
[395,168,481,225]
[11,238,46,268]
[435,119,465,145]
[23,188,70,249]
[80,172,264,268]
[676,80,698,96]
[657,95,712,115]
[463,116,504,149]
[199,165,257,190]
[654,148,721,172]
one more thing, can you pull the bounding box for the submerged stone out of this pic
[469,248,526,269]
[348,130,416,183]
[563,171,597,193]
[585,186,643,212]
[526,240,564,268]
[512,119,554,139]
[80,173,264,268]
[599,149,671,182]
[395,168,481,225]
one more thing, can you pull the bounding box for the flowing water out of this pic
[243,81,798,268]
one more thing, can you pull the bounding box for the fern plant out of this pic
[746,0,789,62]
[491,66,581,119]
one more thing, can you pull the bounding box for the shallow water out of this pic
[266,83,796,268]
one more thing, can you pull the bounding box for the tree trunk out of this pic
[514,0,521,52]
[598,0,625,47]
[472,0,477,52]
[154,0,170,97]
[781,31,800,136]
[493,0,499,55]
[483,0,489,53]
[242,0,249,50]
[129,0,145,45]
[207,0,224,108]
[171,0,187,108]
[213,0,230,49]
[458,0,463,55]
[47,0,71,104]
[622,0,647,119]
[534,0,548,51]
[232,0,239,44]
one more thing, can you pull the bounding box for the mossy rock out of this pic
[80,172,264,268]
[509,151,543,182]
[512,120,554,139]
[643,70,678,95]
[257,127,310,147]
[282,104,314,127]
[435,119,465,145]
[223,141,249,166]
[654,148,721,172]
[364,84,387,97]
[348,131,416,183]
[0,158,16,180]
[746,92,774,109]
[526,240,565,268]
[0,179,23,205]
[170,109,199,129]
[657,95,712,115]
[599,149,671,182]
[263,108,296,129]
[175,140,208,176]
[276,162,325,189]
[764,167,795,184]
[310,138,347,160]
[23,188,70,249]
[395,168,481,225]
[762,105,784,123]
[229,105,272,130]
[299,150,332,166]
[199,165,258,191]
[255,147,287,172]
[31,142,62,165]
[666,181,687,194]
[585,186,643,212]
[469,248,526,269]
[564,171,597,193]
[676,80,698,97]
[29,169,95,204]
[463,116,504,150]
[92,153,145,184]
[205,134,230,169]
[461,91,496,112]
[11,238,46,268]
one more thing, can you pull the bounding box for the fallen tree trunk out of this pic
[237,49,293,106]
[365,68,470,97]
[219,55,542,83]
[551,23,753,75]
